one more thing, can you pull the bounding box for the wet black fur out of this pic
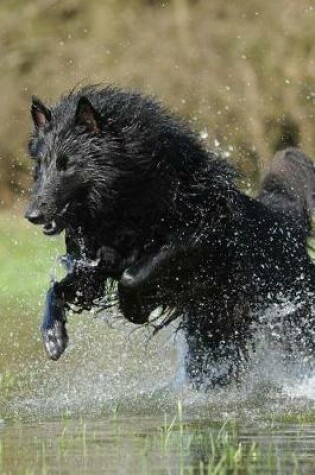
[26,86,315,386]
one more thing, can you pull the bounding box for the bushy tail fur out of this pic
[258,147,315,237]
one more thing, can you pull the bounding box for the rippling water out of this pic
[1,303,315,473]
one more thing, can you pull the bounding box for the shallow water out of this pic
[1,306,315,473]
[2,416,315,474]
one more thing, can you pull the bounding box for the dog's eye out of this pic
[56,154,69,172]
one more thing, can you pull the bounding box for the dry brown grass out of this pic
[0,0,315,203]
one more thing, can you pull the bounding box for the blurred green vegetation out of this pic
[0,209,63,366]
[0,209,63,309]
[0,0,315,204]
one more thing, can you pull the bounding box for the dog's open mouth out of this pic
[43,220,64,236]
[43,203,70,236]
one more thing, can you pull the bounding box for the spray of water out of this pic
[7,295,315,422]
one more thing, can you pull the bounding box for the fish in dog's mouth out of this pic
[43,202,70,236]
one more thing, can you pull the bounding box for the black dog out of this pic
[25,86,315,386]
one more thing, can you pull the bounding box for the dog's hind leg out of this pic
[183,299,250,388]
[41,284,69,361]
[184,330,246,388]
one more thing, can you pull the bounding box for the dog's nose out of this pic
[24,207,45,224]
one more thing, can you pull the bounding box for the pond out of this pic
[1,312,315,474]
[1,213,315,474]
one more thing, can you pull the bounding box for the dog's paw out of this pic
[41,320,69,361]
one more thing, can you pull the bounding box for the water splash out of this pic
[6,298,315,421]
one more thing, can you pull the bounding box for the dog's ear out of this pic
[75,97,101,134]
[31,96,51,128]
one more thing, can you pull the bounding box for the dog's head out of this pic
[25,94,116,235]
[25,87,233,242]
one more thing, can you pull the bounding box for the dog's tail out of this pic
[258,147,315,236]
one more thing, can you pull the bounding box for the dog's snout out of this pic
[24,206,45,224]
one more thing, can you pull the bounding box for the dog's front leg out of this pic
[118,247,172,324]
[41,257,106,360]
[118,244,196,323]
[120,246,177,290]
[41,282,69,361]
[120,236,202,288]
[40,254,77,360]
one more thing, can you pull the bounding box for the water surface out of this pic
[1,311,315,473]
